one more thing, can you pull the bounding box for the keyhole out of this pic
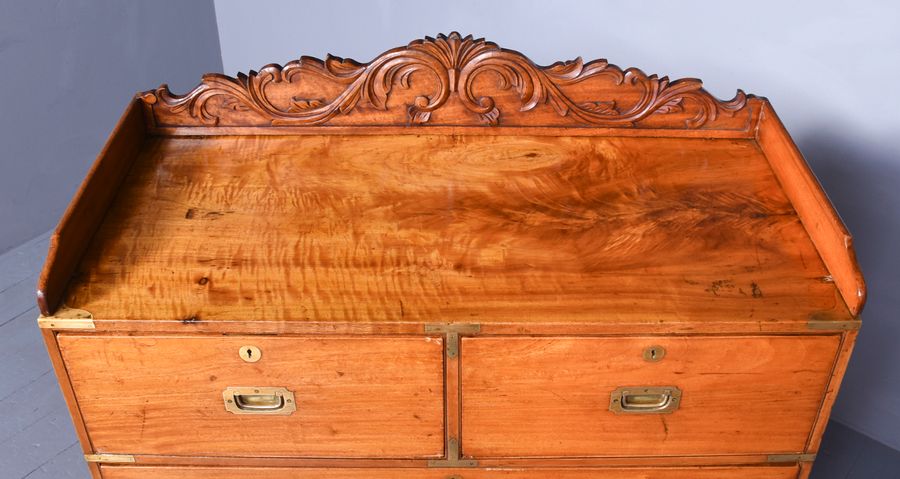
[642,345,665,362]
[239,345,261,363]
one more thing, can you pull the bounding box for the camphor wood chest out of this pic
[37,33,865,479]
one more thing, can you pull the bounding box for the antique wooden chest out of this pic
[38,33,865,478]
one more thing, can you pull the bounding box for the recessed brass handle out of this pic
[223,387,296,415]
[609,386,681,414]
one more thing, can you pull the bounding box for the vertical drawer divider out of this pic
[425,323,481,468]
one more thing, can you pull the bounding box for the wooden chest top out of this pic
[37,32,864,334]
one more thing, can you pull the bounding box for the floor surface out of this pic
[0,231,898,478]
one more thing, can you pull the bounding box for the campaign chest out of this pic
[37,33,864,479]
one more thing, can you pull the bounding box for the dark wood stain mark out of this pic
[751,282,763,298]
[185,208,232,220]
[706,279,735,296]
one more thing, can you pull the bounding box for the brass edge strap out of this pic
[424,323,481,334]
[84,454,135,463]
[807,320,860,331]
[767,453,817,463]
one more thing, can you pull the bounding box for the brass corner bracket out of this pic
[38,306,95,330]
[425,323,481,359]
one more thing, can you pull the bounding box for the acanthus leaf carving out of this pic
[579,100,618,115]
[142,32,750,129]
[654,97,684,114]
[288,98,325,112]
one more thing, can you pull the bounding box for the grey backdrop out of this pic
[0,0,223,254]
[214,0,900,449]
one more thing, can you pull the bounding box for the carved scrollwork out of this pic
[141,32,749,128]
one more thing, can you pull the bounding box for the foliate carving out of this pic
[141,32,750,128]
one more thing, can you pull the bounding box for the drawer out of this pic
[461,335,838,457]
[99,465,801,479]
[58,335,444,458]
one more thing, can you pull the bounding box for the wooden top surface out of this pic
[62,133,849,323]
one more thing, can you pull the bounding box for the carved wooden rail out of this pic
[141,32,757,130]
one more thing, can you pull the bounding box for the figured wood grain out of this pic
[37,99,145,316]
[461,335,839,457]
[61,134,848,324]
[56,334,444,458]
[98,465,800,479]
[757,102,865,316]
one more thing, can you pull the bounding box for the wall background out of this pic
[214,0,900,449]
[0,0,222,254]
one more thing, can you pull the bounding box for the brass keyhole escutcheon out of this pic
[239,345,262,363]
[643,345,666,362]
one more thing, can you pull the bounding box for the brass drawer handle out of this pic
[609,386,681,414]
[223,387,296,415]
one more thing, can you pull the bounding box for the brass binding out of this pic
[83,454,135,463]
[767,453,817,463]
[806,319,860,331]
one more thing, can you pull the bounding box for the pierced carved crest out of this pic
[141,32,753,129]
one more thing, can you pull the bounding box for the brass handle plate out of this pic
[223,387,296,415]
[609,386,681,414]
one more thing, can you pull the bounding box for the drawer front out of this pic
[462,335,838,457]
[58,335,444,458]
[99,466,801,479]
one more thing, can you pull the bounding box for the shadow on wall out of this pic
[795,129,900,450]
